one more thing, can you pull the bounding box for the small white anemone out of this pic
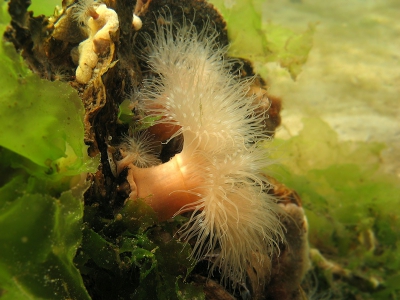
[72,0,99,25]
[117,133,161,174]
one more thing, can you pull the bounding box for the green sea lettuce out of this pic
[270,118,400,297]
[0,184,91,300]
[208,0,315,79]
[0,2,97,298]
[0,42,96,178]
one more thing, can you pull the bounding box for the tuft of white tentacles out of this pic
[123,15,285,287]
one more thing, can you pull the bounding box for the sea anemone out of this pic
[119,15,285,287]
[117,133,161,173]
[72,0,99,25]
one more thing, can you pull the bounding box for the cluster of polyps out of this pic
[117,17,285,287]
[72,0,119,83]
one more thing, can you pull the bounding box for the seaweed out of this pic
[271,118,400,299]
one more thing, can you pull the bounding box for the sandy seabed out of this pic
[261,0,400,177]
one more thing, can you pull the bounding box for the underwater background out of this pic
[0,0,399,299]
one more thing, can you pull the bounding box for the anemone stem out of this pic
[127,154,200,221]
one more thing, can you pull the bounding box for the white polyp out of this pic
[132,14,142,30]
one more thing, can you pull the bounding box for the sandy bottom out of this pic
[261,0,400,177]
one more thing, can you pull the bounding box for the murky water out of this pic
[262,0,400,177]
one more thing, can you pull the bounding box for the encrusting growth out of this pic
[118,16,285,287]
[72,0,119,83]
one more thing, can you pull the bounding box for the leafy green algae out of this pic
[0,42,92,176]
[0,186,91,300]
[271,118,400,298]
[0,3,97,298]
[208,0,315,79]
